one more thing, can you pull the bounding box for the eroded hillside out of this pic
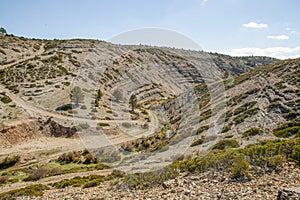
[1,34,299,199]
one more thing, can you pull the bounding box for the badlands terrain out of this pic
[0,34,299,199]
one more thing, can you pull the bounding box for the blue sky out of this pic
[1,0,300,58]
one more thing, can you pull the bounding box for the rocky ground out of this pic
[18,163,300,200]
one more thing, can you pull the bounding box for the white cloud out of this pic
[267,35,289,40]
[225,46,300,59]
[243,22,268,29]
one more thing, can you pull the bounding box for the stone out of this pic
[277,187,300,200]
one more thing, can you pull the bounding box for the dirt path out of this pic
[0,169,113,193]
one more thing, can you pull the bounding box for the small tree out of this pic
[129,94,137,111]
[0,27,7,34]
[230,153,249,179]
[112,89,123,102]
[70,86,84,105]
[95,89,102,107]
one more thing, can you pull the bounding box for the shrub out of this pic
[233,101,257,115]
[267,155,285,170]
[292,145,300,165]
[212,139,239,150]
[0,184,49,199]
[221,125,231,133]
[52,171,123,189]
[273,120,300,138]
[0,176,8,184]
[97,122,110,128]
[242,127,261,138]
[233,108,259,124]
[190,136,205,147]
[0,93,12,104]
[24,167,49,181]
[196,125,210,134]
[199,109,212,122]
[0,155,20,170]
[58,65,68,74]
[56,150,97,165]
[229,153,249,179]
[122,167,178,189]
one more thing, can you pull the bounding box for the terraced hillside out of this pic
[1,34,300,199]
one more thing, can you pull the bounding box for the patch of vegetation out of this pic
[221,125,231,133]
[274,81,287,90]
[233,107,259,124]
[51,171,124,189]
[227,88,260,106]
[199,109,212,122]
[122,167,178,190]
[97,122,110,128]
[0,155,20,170]
[0,92,12,104]
[0,48,6,55]
[190,136,205,147]
[173,137,300,180]
[57,150,100,165]
[58,65,68,74]
[33,44,40,50]
[0,184,49,199]
[12,48,21,53]
[23,167,61,181]
[273,120,300,138]
[212,139,239,150]
[242,127,261,138]
[196,125,210,134]
[225,72,254,89]
[229,153,249,179]
[233,101,257,115]
[95,89,102,107]
[293,145,300,165]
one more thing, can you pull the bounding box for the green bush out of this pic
[122,167,178,189]
[227,88,260,106]
[292,145,300,165]
[173,137,300,176]
[221,125,231,133]
[190,136,205,147]
[0,93,12,104]
[0,155,20,170]
[233,101,257,115]
[273,120,300,138]
[233,108,259,124]
[52,171,124,189]
[97,122,110,128]
[199,109,213,122]
[196,125,210,134]
[229,153,249,179]
[242,127,261,138]
[212,139,239,150]
[0,184,49,199]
